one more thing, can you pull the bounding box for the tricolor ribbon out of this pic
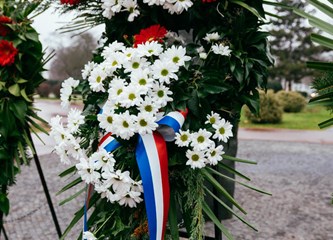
[84,110,187,240]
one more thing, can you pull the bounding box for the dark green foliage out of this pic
[276,90,307,113]
[245,90,283,123]
[267,79,283,92]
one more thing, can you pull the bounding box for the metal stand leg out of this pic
[1,225,9,240]
[27,129,62,238]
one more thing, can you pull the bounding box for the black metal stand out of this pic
[1,225,9,240]
[27,129,62,238]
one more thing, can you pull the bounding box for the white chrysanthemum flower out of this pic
[90,149,116,172]
[143,0,166,6]
[160,45,191,67]
[151,83,173,107]
[108,77,128,99]
[203,32,220,42]
[122,47,137,60]
[136,41,163,57]
[137,96,160,115]
[66,139,85,161]
[123,55,149,73]
[131,180,143,193]
[118,190,143,208]
[102,40,126,59]
[123,0,140,22]
[83,231,97,240]
[102,170,132,194]
[101,52,125,75]
[206,145,224,165]
[88,67,107,92]
[191,129,214,151]
[118,84,144,108]
[151,59,179,84]
[175,129,192,147]
[211,43,232,56]
[205,111,221,125]
[169,0,193,14]
[98,109,116,133]
[82,61,97,79]
[130,69,154,92]
[199,52,207,59]
[94,182,110,199]
[185,149,206,169]
[113,111,136,140]
[101,0,116,19]
[76,158,101,184]
[212,118,233,143]
[67,108,84,133]
[60,77,79,109]
[54,145,71,164]
[135,112,158,135]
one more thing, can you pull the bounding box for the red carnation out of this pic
[0,40,18,67]
[60,0,80,5]
[133,24,167,47]
[0,16,13,37]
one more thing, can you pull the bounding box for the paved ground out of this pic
[2,99,333,239]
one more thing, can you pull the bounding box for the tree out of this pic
[48,32,98,80]
[269,0,327,90]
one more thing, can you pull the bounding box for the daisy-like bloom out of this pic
[88,66,108,92]
[151,83,173,107]
[151,59,179,84]
[137,96,160,115]
[83,231,97,240]
[102,41,126,59]
[135,112,158,135]
[206,145,224,165]
[98,108,116,132]
[160,45,191,67]
[130,68,154,92]
[0,16,12,37]
[123,55,149,74]
[0,40,18,67]
[113,111,136,140]
[108,77,128,99]
[101,0,116,19]
[122,47,137,60]
[67,108,85,133]
[136,41,163,57]
[175,129,192,147]
[205,111,221,125]
[76,158,101,184]
[168,0,193,14]
[90,149,116,172]
[81,61,97,79]
[133,24,167,47]
[101,51,125,75]
[185,149,206,169]
[212,118,233,143]
[143,0,166,6]
[118,189,143,208]
[118,84,144,108]
[211,43,232,56]
[50,116,68,144]
[102,170,132,194]
[191,128,214,151]
[122,0,140,22]
[203,32,220,42]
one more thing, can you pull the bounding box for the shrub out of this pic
[276,90,307,113]
[267,79,283,92]
[244,90,283,123]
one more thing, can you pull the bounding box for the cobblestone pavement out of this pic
[2,139,333,240]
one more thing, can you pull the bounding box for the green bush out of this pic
[276,90,307,113]
[267,80,283,92]
[244,90,283,124]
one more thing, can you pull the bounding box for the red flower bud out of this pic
[0,40,18,67]
[0,16,13,37]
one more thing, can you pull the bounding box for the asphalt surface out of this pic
[1,99,333,240]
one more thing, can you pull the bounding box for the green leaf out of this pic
[59,187,85,206]
[187,90,200,117]
[25,31,39,42]
[308,0,333,20]
[59,166,77,177]
[306,61,333,71]
[17,78,28,84]
[8,84,21,97]
[230,0,263,19]
[0,193,10,215]
[311,34,333,50]
[202,201,234,240]
[223,155,257,164]
[168,194,180,240]
[57,177,82,195]
[294,9,333,35]
[20,88,32,102]
[202,169,246,214]
[318,117,333,129]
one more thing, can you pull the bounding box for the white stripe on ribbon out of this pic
[141,134,164,240]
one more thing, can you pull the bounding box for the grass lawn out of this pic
[240,105,331,130]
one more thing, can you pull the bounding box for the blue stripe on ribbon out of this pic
[157,115,181,133]
[103,139,121,152]
[136,135,157,239]
[83,193,88,233]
